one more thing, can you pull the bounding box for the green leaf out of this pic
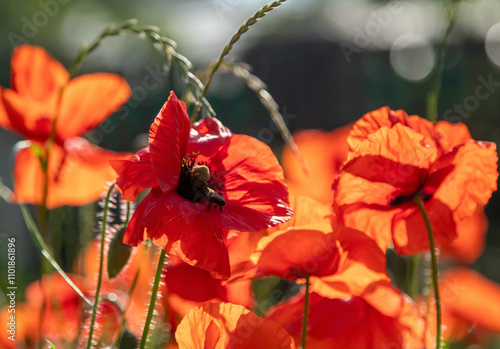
[107,226,132,279]
[46,340,57,348]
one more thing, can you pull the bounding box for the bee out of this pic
[193,185,226,211]
[190,165,226,210]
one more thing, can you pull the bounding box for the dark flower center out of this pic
[388,188,432,206]
[176,153,226,209]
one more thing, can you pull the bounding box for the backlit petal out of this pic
[311,226,390,299]
[13,138,130,208]
[204,134,292,231]
[57,73,131,140]
[252,225,342,280]
[188,116,232,160]
[176,302,295,349]
[10,45,68,102]
[149,91,191,192]
[110,148,156,201]
[433,141,498,220]
[1,88,54,140]
[124,190,230,278]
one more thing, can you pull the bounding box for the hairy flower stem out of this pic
[140,248,167,349]
[191,0,288,122]
[426,0,460,122]
[414,195,441,349]
[87,183,115,349]
[302,276,310,349]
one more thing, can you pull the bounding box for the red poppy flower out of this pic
[266,285,425,349]
[175,301,296,349]
[281,125,351,205]
[111,91,292,279]
[0,45,131,208]
[333,107,498,254]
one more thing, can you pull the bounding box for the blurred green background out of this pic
[0,0,500,343]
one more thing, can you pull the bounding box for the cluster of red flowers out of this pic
[1,45,499,348]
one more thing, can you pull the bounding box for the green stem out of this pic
[425,0,459,122]
[302,276,310,349]
[140,248,166,349]
[413,195,441,349]
[408,254,421,298]
[19,203,92,306]
[191,0,288,122]
[87,183,115,348]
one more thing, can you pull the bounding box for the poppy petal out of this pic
[110,148,156,201]
[311,226,390,299]
[433,141,498,220]
[266,288,424,349]
[204,134,292,231]
[252,225,342,280]
[433,121,472,153]
[149,91,191,192]
[226,230,266,282]
[13,138,130,208]
[10,45,68,102]
[268,195,336,235]
[124,190,230,278]
[0,88,14,132]
[1,88,54,141]
[188,116,232,159]
[391,199,456,255]
[348,123,438,166]
[175,302,296,349]
[57,73,131,141]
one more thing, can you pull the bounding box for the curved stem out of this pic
[190,0,288,122]
[87,183,115,349]
[140,248,166,349]
[414,195,441,349]
[302,276,310,349]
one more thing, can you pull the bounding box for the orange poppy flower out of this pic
[230,195,390,299]
[175,301,296,348]
[281,125,351,206]
[266,285,425,349]
[334,108,498,254]
[0,45,131,208]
